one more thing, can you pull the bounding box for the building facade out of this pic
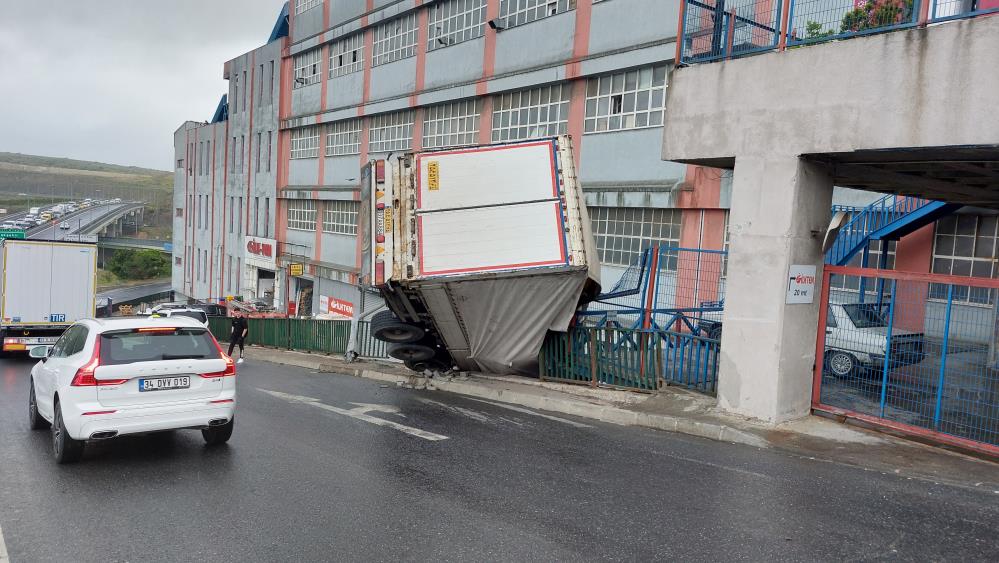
[172,0,997,328]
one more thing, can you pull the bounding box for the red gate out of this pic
[814,265,999,457]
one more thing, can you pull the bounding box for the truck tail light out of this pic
[71,339,128,386]
[375,262,385,285]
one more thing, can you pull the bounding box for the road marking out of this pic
[258,389,448,441]
[0,523,9,563]
[465,398,593,428]
[417,398,494,423]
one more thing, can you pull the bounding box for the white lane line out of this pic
[258,389,449,441]
[465,398,593,428]
[417,398,492,423]
[0,523,9,563]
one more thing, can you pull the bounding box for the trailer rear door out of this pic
[414,139,569,277]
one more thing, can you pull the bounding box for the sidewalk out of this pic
[242,346,999,491]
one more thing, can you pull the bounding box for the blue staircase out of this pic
[826,195,961,266]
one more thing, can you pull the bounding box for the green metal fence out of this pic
[207,317,388,359]
[540,326,719,394]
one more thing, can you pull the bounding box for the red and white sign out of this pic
[319,295,354,318]
[244,236,277,269]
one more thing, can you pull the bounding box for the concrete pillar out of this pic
[718,155,833,424]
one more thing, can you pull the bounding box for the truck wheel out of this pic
[825,350,856,378]
[388,342,435,363]
[370,310,425,344]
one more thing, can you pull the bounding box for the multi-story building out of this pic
[172,0,998,329]
[175,0,725,316]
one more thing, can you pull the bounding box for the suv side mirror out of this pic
[29,345,51,360]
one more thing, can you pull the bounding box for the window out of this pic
[269,60,275,102]
[428,0,486,51]
[256,132,262,172]
[236,257,241,293]
[267,131,273,171]
[326,119,362,156]
[175,256,182,266]
[254,197,260,236]
[423,100,481,148]
[931,214,999,305]
[229,196,234,233]
[323,200,359,235]
[296,0,321,14]
[589,206,680,267]
[826,306,837,328]
[827,239,895,293]
[368,111,414,153]
[176,207,183,218]
[585,64,667,133]
[230,137,236,172]
[259,63,264,100]
[330,33,364,76]
[265,197,270,238]
[288,200,318,231]
[232,75,238,114]
[177,158,184,169]
[500,0,575,27]
[188,143,193,176]
[291,126,321,159]
[293,48,322,88]
[240,135,245,172]
[491,84,571,142]
[198,142,203,175]
[372,14,417,66]
[227,255,233,291]
[238,197,243,236]
[242,70,247,112]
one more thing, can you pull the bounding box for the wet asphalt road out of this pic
[1,356,997,562]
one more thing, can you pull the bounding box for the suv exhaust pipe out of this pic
[208,418,228,427]
[89,430,118,440]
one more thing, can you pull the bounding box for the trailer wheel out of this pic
[370,310,425,343]
[387,342,435,363]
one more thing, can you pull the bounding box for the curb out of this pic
[241,349,769,449]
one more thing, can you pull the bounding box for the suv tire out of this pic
[28,381,49,430]
[52,400,84,464]
[202,417,234,446]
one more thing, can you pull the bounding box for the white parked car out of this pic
[150,308,209,327]
[27,317,236,463]
[59,223,72,230]
[823,300,926,377]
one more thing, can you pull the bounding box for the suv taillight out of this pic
[203,335,236,378]
[71,338,128,386]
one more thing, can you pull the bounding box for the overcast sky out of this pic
[0,1,283,171]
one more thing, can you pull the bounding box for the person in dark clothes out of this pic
[228,311,249,363]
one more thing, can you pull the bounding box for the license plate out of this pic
[138,376,191,392]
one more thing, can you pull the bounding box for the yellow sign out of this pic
[289,263,304,276]
[383,208,393,232]
[375,245,385,255]
[226,295,234,301]
[427,161,440,191]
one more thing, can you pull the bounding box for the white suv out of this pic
[27,317,236,463]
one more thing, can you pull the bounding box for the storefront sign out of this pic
[786,265,817,304]
[244,236,277,269]
[319,295,354,318]
[289,263,304,276]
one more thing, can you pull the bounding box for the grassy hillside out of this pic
[0,152,172,236]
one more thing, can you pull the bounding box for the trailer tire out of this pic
[370,311,425,344]
[387,342,436,363]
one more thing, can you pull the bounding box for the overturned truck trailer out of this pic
[360,136,600,374]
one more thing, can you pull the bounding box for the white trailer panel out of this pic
[415,141,559,212]
[1,241,97,326]
[417,201,567,276]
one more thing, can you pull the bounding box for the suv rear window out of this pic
[171,311,208,323]
[99,328,221,365]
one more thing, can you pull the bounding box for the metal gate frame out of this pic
[813,265,999,457]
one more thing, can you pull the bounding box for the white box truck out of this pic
[361,136,600,374]
[0,240,98,353]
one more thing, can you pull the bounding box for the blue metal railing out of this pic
[679,0,999,64]
[826,194,931,266]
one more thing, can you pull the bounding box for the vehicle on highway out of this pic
[35,218,47,226]
[151,308,209,327]
[1,222,18,229]
[0,240,98,353]
[29,207,41,215]
[823,300,926,377]
[60,223,72,230]
[362,136,600,373]
[27,316,236,463]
